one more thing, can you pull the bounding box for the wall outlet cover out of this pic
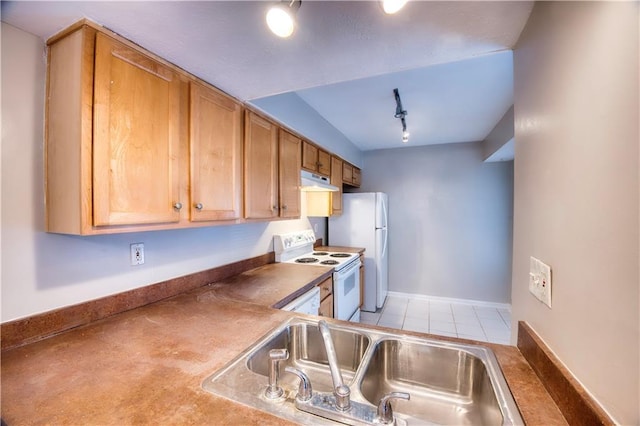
[130,243,145,266]
[529,256,552,308]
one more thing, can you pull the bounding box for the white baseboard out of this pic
[386,291,511,311]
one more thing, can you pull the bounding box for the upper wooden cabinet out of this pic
[342,162,361,188]
[331,156,343,215]
[46,26,186,234]
[45,20,355,234]
[302,141,331,177]
[93,32,183,226]
[278,130,302,218]
[189,81,243,222]
[244,111,279,219]
[244,114,301,220]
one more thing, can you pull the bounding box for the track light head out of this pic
[266,0,301,38]
[393,88,410,143]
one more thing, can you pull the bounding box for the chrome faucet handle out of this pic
[284,366,313,402]
[376,392,410,425]
[265,348,289,400]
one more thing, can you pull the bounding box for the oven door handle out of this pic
[335,258,361,277]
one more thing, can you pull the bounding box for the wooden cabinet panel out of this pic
[319,294,334,318]
[189,81,243,221]
[317,149,331,176]
[342,162,353,184]
[318,277,333,300]
[331,156,343,215]
[352,167,361,187]
[278,130,301,218]
[318,277,334,318]
[46,27,94,234]
[244,111,278,219]
[302,140,331,177]
[301,141,318,171]
[93,32,181,226]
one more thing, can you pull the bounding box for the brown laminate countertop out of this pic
[209,263,334,309]
[315,245,365,254]
[1,263,566,425]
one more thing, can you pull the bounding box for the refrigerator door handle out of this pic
[380,227,388,259]
[381,195,388,229]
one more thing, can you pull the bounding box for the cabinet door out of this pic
[331,156,343,215]
[352,167,362,187]
[319,294,334,318]
[189,81,243,221]
[278,130,301,218]
[93,33,181,226]
[301,141,318,172]
[342,162,353,184]
[244,111,278,219]
[317,149,331,176]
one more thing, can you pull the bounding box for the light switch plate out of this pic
[529,256,552,308]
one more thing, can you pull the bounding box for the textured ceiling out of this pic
[2,1,533,152]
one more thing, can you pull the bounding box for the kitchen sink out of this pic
[246,322,370,392]
[202,317,523,425]
[359,339,504,425]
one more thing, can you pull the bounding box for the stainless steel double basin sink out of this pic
[202,317,523,425]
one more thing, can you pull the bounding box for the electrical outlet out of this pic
[130,243,145,266]
[529,256,551,307]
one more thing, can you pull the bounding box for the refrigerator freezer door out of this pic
[376,227,389,308]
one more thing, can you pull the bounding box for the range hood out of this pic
[300,170,339,192]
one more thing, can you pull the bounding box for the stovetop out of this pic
[273,231,358,271]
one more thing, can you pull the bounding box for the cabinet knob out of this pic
[273,205,279,211]
[173,202,183,210]
[195,203,203,210]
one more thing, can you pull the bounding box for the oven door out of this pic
[333,258,361,321]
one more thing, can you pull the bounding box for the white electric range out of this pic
[274,230,361,322]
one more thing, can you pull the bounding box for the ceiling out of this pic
[1,1,533,152]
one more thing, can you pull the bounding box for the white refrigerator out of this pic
[329,192,388,312]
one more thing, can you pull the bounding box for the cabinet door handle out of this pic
[173,202,183,210]
[282,205,287,210]
[195,203,203,210]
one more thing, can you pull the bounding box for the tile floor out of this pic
[358,295,512,345]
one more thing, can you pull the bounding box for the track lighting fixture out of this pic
[393,88,409,143]
[266,0,301,38]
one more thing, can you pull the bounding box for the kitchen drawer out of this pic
[318,277,333,299]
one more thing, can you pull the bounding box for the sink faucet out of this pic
[318,320,351,411]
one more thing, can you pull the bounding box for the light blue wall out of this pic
[249,92,363,167]
[358,143,514,303]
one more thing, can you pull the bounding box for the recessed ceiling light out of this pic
[266,1,301,38]
[382,0,408,14]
